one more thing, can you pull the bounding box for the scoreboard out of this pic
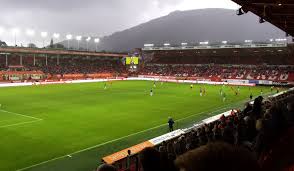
[125,57,139,65]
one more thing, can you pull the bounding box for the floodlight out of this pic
[41,32,48,38]
[76,35,82,41]
[53,33,60,39]
[144,44,154,47]
[94,38,100,43]
[181,42,188,46]
[85,37,91,51]
[86,37,91,41]
[244,40,253,43]
[94,38,100,51]
[66,34,73,49]
[66,34,73,40]
[26,29,35,36]
[222,41,228,44]
[275,38,287,42]
[199,41,209,45]
[164,43,170,46]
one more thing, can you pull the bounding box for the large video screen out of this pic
[126,57,139,65]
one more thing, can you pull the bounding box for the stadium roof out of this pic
[142,43,294,60]
[0,47,126,58]
[142,42,287,51]
[232,0,294,37]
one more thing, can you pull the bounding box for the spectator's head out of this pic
[285,100,294,124]
[159,145,166,153]
[175,142,260,171]
[287,101,294,112]
[97,164,117,171]
[267,104,287,134]
[166,142,174,154]
[127,150,131,155]
[168,153,176,161]
[162,141,167,146]
[139,147,161,171]
[222,125,235,145]
[253,96,264,119]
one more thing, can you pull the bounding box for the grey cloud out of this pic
[0,0,229,46]
[0,0,173,36]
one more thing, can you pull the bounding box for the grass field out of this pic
[0,81,271,171]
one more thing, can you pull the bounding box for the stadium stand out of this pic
[1,44,293,83]
[140,64,294,82]
[0,48,127,81]
[138,43,294,85]
[100,88,294,171]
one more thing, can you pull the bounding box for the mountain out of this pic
[64,8,286,52]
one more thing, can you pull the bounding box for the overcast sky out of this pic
[0,0,239,46]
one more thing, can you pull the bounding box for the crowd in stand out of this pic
[146,50,294,65]
[1,55,293,81]
[140,65,294,81]
[0,57,126,75]
[32,59,125,75]
[98,89,294,171]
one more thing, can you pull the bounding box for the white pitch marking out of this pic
[0,120,42,128]
[0,118,15,124]
[0,109,42,121]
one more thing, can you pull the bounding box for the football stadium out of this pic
[0,1,294,171]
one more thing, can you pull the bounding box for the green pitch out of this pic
[0,81,271,171]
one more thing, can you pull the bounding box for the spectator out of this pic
[253,96,264,119]
[222,121,235,145]
[159,143,177,171]
[97,164,117,171]
[126,149,131,171]
[139,147,161,171]
[175,142,260,171]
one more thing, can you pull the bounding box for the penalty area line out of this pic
[0,109,43,121]
[16,104,236,171]
[0,120,42,128]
